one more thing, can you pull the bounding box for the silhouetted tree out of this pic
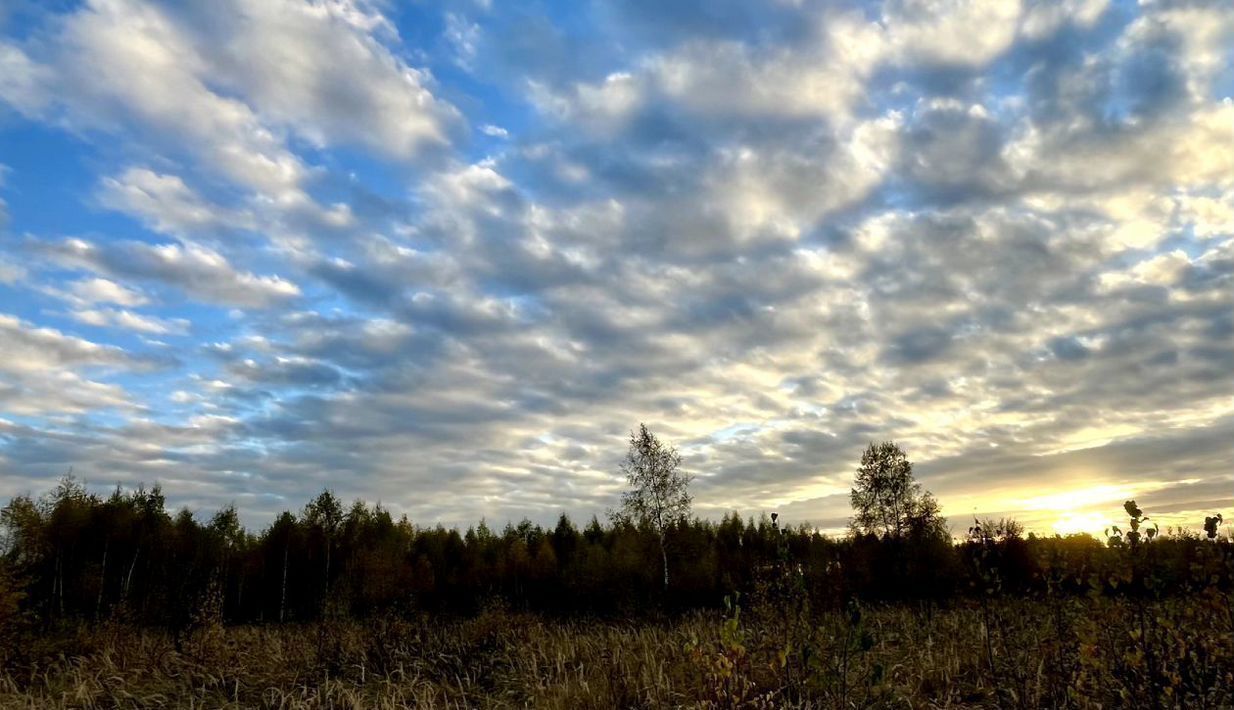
[0,471,1228,626]
[617,424,692,591]
[849,441,944,539]
[304,490,343,607]
[1204,514,1223,541]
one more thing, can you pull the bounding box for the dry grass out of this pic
[2,592,1231,708]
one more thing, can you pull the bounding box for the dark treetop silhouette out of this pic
[0,433,1228,629]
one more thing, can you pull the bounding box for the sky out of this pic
[0,0,1231,537]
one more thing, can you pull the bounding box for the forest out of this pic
[0,432,1231,707]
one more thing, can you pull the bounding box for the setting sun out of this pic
[1051,511,1112,538]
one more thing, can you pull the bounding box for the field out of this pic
[3,483,1230,707]
[2,591,1231,709]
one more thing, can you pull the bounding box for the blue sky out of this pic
[0,0,1231,535]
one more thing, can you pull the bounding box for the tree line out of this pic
[0,428,1229,632]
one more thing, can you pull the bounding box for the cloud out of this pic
[227,356,343,389]
[1018,0,1108,41]
[44,277,150,308]
[0,313,142,415]
[97,168,240,238]
[882,0,1024,68]
[445,12,481,71]
[69,307,190,336]
[1,0,460,242]
[0,43,52,115]
[49,0,309,199]
[0,163,9,232]
[0,257,23,285]
[0,313,137,373]
[896,101,1013,200]
[37,238,301,308]
[533,14,886,128]
[0,0,1231,532]
[531,0,1111,133]
[176,0,461,158]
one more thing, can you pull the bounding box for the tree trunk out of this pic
[659,534,669,591]
[279,542,289,623]
[55,549,64,617]
[220,551,230,620]
[323,538,331,607]
[124,546,140,599]
[95,540,109,621]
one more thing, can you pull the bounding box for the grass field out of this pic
[2,590,1231,709]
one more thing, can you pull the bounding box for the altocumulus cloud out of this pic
[0,0,1231,534]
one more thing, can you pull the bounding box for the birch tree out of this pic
[617,424,691,591]
[850,441,945,539]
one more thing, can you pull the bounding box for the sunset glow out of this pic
[1051,512,1114,539]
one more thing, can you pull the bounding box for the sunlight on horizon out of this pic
[1051,512,1113,538]
[940,477,1215,539]
[1015,480,1201,513]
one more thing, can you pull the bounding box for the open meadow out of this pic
[2,592,1232,709]
[3,465,1233,708]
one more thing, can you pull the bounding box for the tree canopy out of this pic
[617,423,692,589]
[849,441,946,540]
[0,438,1227,628]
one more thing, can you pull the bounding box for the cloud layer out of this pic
[1,0,1231,534]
